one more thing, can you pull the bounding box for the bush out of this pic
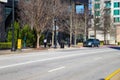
[100,41,104,45]
[118,42,120,45]
[0,42,12,49]
[7,22,37,48]
[77,42,83,47]
[21,25,36,48]
[7,21,20,48]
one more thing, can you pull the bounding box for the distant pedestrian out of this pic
[44,39,47,48]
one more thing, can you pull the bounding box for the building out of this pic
[0,3,6,41]
[89,0,120,44]
[0,0,89,42]
[0,0,18,42]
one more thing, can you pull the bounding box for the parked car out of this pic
[83,39,100,47]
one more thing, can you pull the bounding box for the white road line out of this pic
[48,66,65,72]
[0,50,113,70]
[94,57,102,61]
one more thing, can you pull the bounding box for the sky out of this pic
[76,5,84,14]
[76,1,92,14]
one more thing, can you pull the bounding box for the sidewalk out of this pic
[0,46,82,55]
[0,48,47,55]
[0,45,119,55]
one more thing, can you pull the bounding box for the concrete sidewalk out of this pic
[0,45,119,55]
[0,46,83,55]
[0,46,73,55]
[0,48,47,55]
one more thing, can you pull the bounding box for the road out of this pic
[0,47,120,80]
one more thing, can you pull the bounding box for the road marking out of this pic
[48,66,65,72]
[0,50,113,70]
[94,57,102,61]
[105,68,120,80]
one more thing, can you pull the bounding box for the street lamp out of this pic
[11,0,16,51]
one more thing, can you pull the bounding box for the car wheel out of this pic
[97,44,100,47]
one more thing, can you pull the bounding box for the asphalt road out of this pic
[0,47,120,80]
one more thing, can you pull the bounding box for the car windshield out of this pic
[87,39,94,42]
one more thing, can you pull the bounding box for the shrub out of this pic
[118,42,120,45]
[77,42,83,47]
[7,21,20,48]
[21,25,36,48]
[0,42,12,49]
[7,22,37,48]
[100,41,104,45]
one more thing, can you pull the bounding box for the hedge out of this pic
[118,42,120,45]
[100,41,104,45]
[0,42,12,49]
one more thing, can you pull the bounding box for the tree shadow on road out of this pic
[109,46,120,50]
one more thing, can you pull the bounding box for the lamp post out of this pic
[11,0,16,51]
[54,18,57,48]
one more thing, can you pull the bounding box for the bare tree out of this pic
[93,6,112,44]
[50,0,69,47]
[18,0,55,48]
[103,8,111,44]
[18,0,69,48]
[70,13,85,45]
[94,16,100,39]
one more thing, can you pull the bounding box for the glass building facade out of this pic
[0,0,18,42]
[0,3,5,41]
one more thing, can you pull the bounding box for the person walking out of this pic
[44,39,47,48]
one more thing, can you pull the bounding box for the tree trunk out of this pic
[52,18,55,47]
[37,33,40,48]
[104,30,107,45]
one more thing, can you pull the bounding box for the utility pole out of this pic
[11,0,16,51]
[54,18,57,48]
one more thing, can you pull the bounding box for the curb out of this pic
[105,68,120,80]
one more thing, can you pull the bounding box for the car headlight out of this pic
[88,42,92,45]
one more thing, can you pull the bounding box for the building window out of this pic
[5,7,12,19]
[94,4,100,9]
[95,11,100,16]
[95,0,100,2]
[105,1,111,8]
[114,17,120,22]
[114,10,120,15]
[114,2,120,8]
[76,5,84,14]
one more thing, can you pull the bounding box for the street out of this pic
[0,47,120,80]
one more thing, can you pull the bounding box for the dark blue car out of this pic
[83,39,100,47]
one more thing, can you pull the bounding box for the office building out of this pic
[0,0,17,42]
[89,0,120,44]
[0,0,88,42]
